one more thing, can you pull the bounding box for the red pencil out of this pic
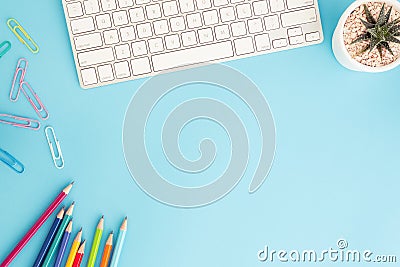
[72,240,86,267]
[0,182,74,267]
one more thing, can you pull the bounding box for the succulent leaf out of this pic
[377,4,387,25]
[382,41,394,55]
[363,4,377,24]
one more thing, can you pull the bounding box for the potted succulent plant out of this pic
[332,0,400,72]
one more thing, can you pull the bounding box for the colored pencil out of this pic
[87,216,104,267]
[54,220,73,267]
[109,217,128,267]
[72,240,86,267]
[42,202,75,267]
[65,228,82,267]
[100,232,114,267]
[0,182,74,267]
[32,207,65,267]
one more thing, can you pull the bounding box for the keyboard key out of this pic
[136,0,150,4]
[100,0,117,11]
[118,0,134,8]
[165,34,181,49]
[178,0,195,13]
[187,13,202,28]
[153,20,169,35]
[272,38,287,48]
[236,3,252,19]
[247,18,263,34]
[129,7,145,23]
[152,41,234,71]
[198,28,214,43]
[269,0,285,12]
[286,0,314,9]
[163,1,179,16]
[253,0,268,15]
[182,31,197,46]
[234,37,254,55]
[71,17,95,34]
[213,0,228,7]
[196,0,211,10]
[81,68,98,86]
[220,6,235,22]
[131,57,152,75]
[137,23,153,38]
[289,35,304,45]
[132,40,148,56]
[114,61,131,79]
[95,14,112,29]
[254,33,271,51]
[83,1,100,15]
[203,10,219,26]
[148,37,165,52]
[103,29,120,44]
[281,8,317,27]
[115,44,132,59]
[120,26,136,41]
[264,15,280,30]
[170,16,186,31]
[215,24,230,40]
[113,10,129,26]
[288,27,302,36]
[146,4,162,19]
[231,21,247,37]
[305,31,320,41]
[67,2,84,18]
[74,32,103,51]
[98,64,114,82]
[78,47,115,67]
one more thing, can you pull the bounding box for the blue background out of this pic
[1,0,399,266]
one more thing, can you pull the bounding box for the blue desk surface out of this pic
[1,0,399,266]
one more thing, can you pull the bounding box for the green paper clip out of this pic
[7,18,39,54]
[0,41,11,58]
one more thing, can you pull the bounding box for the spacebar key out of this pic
[152,41,234,71]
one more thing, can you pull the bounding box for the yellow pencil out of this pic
[65,228,82,267]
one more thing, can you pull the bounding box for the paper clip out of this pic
[45,126,65,169]
[0,41,11,58]
[0,148,25,173]
[7,18,39,54]
[20,81,49,120]
[0,113,40,130]
[10,58,28,102]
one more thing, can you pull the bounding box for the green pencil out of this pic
[87,215,104,267]
[42,202,75,267]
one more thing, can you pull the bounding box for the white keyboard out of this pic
[62,0,323,89]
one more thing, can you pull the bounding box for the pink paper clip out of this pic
[10,58,28,102]
[0,113,40,130]
[20,81,49,120]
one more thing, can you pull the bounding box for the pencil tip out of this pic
[71,201,75,205]
[125,216,128,220]
[101,215,104,219]
[71,181,75,185]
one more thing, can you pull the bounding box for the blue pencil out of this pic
[109,217,128,267]
[32,207,65,267]
[54,220,73,267]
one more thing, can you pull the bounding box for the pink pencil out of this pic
[0,182,74,267]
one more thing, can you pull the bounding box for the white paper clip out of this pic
[45,126,64,169]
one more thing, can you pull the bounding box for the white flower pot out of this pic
[332,0,400,72]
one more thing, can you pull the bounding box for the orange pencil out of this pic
[100,232,113,267]
[72,240,86,267]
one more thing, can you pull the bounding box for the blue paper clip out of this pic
[0,41,11,58]
[7,18,39,54]
[0,148,25,173]
[45,126,64,169]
